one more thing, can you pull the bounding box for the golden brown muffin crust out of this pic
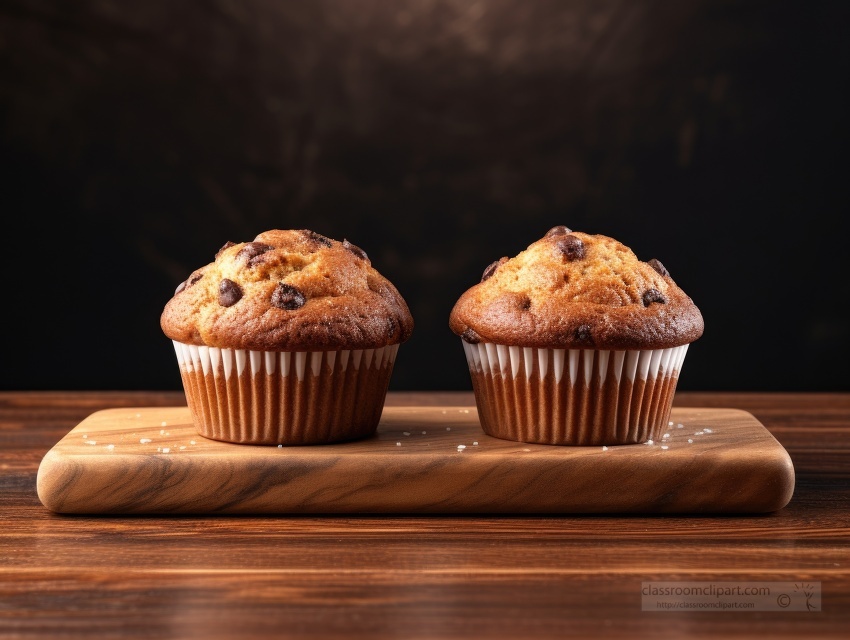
[449,226,703,350]
[161,229,414,351]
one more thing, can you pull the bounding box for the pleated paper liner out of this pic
[173,341,400,445]
[462,341,690,445]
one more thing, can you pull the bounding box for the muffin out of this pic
[449,225,703,446]
[161,229,414,445]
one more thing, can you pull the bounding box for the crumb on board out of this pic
[688,438,694,443]
[661,445,669,450]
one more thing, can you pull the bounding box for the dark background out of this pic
[1,0,847,392]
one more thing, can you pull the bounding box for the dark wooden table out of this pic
[2,391,848,638]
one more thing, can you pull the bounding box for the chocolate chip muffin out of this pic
[161,229,414,445]
[449,225,703,446]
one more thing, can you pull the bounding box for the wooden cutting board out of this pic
[37,406,794,515]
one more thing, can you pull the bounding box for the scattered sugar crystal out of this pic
[645,440,654,445]
[446,427,451,431]
[85,440,97,445]
[602,446,608,451]
[522,448,531,452]
[140,438,152,444]
[668,421,674,426]
[82,434,87,438]
[396,442,401,446]
[676,424,684,429]
[403,431,410,436]
[694,430,705,436]
[161,422,167,427]
[179,446,186,450]
[106,444,114,451]
[661,445,669,450]
[162,447,170,453]
[704,428,713,433]
[687,438,694,443]
[462,409,469,413]
[190,440,196,445]
[457,444,466,450]
[278,444,282,448]
[662,433,671,439]
[422,431,427,435]
[160,429,166,435]
[473,441,479,446]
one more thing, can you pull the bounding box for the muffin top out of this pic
[449,226,703,350]
[161,229,414,351]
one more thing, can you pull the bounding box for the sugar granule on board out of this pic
[140,438,152,444]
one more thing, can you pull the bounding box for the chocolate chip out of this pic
[237,242,273,265]
[545,225,572,237]
[575,324,593,344]
[301,230,333,248]
[647,258,670,278]
[342,239,368,261]
[271,283,306,310]
[215,241,236,259]
[642,288,667,306]
[555,234,585,261]
[218,279,242,307]
[481,257,507,282]
[175,272,204,294]
[461,328,481,344]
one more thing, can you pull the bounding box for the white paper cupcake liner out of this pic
[461,341,689,445]
[172,341,400,445]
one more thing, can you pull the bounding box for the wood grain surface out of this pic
[36,406,794,515]
[2,391,850,639]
